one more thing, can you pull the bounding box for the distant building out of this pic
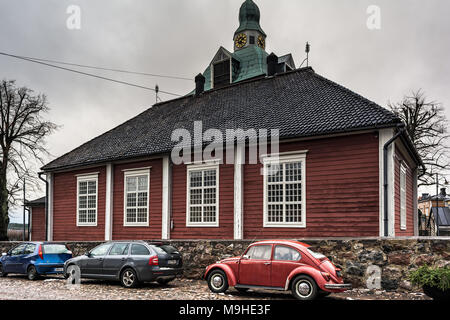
[418,188,449,217]
[418,188,450,236]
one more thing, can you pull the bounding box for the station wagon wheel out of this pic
[120,268,139,288]
[207,269,229,293]
[27,265,38,281]
[291,275,318,301]
[0,264,7,277]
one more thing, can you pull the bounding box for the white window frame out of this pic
[123,169,150,227]
[263,153,307,228]
[186,164,220,227]
[400,164,407,230]
[76,174,98,227]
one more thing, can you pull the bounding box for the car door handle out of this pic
[264,262,271,265]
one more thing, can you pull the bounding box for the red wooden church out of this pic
[28,0,422,241]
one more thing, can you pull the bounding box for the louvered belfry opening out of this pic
[213,59,231,89]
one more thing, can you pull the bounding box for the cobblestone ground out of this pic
[0,276,430,300]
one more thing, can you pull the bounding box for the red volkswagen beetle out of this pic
[204,240,351,300]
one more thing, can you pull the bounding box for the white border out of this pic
[76,174,99,227]
[186,163,220,228]
[262,153,307,228]
[123,169,150,227]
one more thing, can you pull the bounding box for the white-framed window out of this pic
[263,154,307,228]
[124,169,150,227]
[77,174,98,226]
[186,164,219,227]
[400,164,407,230]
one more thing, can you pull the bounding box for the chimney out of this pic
[267,53,279,77]
[195,73,205,95]
[440,188,447,196]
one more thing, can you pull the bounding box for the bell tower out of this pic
[233,0,267,52]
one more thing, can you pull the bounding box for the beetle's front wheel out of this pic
[291,275,318,301]
[207,270,229,293]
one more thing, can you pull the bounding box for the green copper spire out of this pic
[234,0,266,37]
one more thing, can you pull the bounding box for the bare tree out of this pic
[0,80,57,240]
[389,90,450,187]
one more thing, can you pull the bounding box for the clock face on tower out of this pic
[235,33,247,49]
[257,35,266,49]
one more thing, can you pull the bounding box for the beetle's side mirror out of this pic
[1,252,7,257]
[242,255,250,260]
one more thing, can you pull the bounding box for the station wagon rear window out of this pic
[43,244,70,254]
[152,245,178,255]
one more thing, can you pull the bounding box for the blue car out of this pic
[0,242,73,280]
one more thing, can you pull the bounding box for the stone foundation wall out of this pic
[1,238,449,292]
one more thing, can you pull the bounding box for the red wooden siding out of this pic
[52,167,106,241]
[30,206,46,241]
[394,147,415,236]
[171,160,234,239]
[244,133,381,238]
[112,159,163,240]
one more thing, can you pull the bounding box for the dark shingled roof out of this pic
[42,67,401,171]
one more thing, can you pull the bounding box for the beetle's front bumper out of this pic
[324,283,353,290]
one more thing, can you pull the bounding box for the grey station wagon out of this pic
[63,241,183,288]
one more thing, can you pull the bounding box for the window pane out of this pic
[203,206,216,223]
[274,246,301,261]
[78,210,87,223]
[189,207,202,223]
[137,192,147,207]
[268,204,283,223]
[90,244,111,257]
[127,177,137,192]
[127,193,137,207]
[286,204,301,223]
[204,170,216,187]
[24,244,36,255]
[79,196,87,209]
[131,244,150,256]
[87,195,96,209]
[43,244,70,254]
[204,188,216,205]
[268,184,283,203]
[285,162,301,182]
[286,183,301,202]
[190,171,202,188]
[127,208,137,223]
[109,243,129,256]
[247,245,272,260]
[79,181,88,195]
[88,181,96,194]
[138,176,148,191]
[267,164,282,183]
[87,210,96,223]
[190,189,202,205]
[137,208,147,223]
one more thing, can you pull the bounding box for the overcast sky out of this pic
[2,0,449,221]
